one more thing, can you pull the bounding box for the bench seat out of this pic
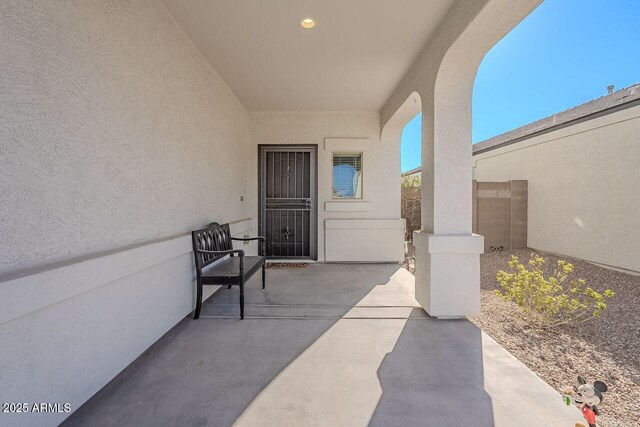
[202,256,265,284]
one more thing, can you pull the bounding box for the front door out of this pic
[259,146,317,259]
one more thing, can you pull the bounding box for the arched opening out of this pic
[378,0,543,317]
[380,91,422,262]
[400,113,422,250]
[471,0,640,257]
[473,0,640,143]
[400,113,422,180]
[468,3,640,423]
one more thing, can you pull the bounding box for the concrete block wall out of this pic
[510,180,528,249]
[472,180,528,253]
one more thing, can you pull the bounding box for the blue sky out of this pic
[401,0,640,172]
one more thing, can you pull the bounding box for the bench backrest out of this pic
[191,222,233,272]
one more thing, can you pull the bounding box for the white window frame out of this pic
[331,152,363,200]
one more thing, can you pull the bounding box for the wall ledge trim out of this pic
[324,138,371,151]
[325,218,405,229]
[0,217,254,326]
[413,232,484,254]
[0,236,193,326]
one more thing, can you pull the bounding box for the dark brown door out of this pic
[259,146,317,259]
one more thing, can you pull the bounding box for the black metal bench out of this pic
[191,222,266,319]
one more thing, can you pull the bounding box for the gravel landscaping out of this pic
[470,249,640,427]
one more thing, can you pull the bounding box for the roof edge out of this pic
[473,83,640,156]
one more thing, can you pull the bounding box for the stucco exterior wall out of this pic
[0,218,252,427]
[1,2,254,425]
[473,105,640,272]
[0,0,547,420]
[0,0,252,277]
[248,111,404,262]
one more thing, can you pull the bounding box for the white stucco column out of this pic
[379,0,542,318]
[413,99,484,318]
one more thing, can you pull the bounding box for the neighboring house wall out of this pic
[1,2,254,425]
[248,112,405,262]
[473,105,640,272]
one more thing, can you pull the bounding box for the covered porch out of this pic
[0,0,584,425]
[63,264,576,426]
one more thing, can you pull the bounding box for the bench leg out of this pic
[193,278,203,319]
[262,264,266,289]
[229,254,234,289]
[239,282,245,320]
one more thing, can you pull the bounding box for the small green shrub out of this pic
[496,254,615,329]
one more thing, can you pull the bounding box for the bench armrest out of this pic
[230,236,266,242]
[196,249,245,257]
[231,236,266,255]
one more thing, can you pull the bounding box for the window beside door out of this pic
[332,153,362,199]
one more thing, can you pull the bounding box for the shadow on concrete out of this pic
[63,264,399,427]
[370,312,494,427]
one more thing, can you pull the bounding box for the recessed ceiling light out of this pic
[300,17,316,29]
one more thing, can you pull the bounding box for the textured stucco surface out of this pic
[0,0,251,276]
[473,105,640,272]
[0,244,198,427]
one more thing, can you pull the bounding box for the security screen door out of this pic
[259,146,317,259]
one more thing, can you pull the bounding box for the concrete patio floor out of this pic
[63,264,580,427]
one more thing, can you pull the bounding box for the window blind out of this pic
[332,153,362,198]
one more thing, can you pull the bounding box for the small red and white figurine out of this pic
[562,375,608,427]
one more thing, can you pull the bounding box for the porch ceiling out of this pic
[160,0,455,111]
